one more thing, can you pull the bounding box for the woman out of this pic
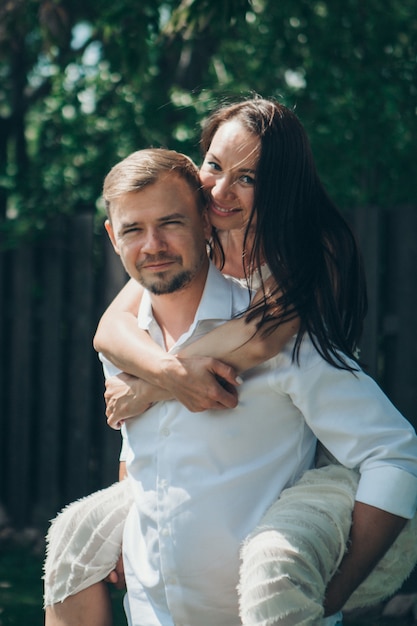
[44,98,417,626]
[96,97,365,424]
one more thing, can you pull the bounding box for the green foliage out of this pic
[1,0,416,248]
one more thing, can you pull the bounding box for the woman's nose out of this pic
[211,175,235,201]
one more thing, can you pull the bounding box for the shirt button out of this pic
[161,427,170,437]
[161,528,169,536]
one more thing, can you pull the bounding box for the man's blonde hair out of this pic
[103,148,207,218]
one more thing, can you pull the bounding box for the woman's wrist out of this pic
[157,354,186,393]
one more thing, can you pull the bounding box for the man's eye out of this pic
[163,220,183,227]
[123,227,141,235]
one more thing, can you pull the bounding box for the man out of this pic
[101,148,417,626]
[102,149,259,625]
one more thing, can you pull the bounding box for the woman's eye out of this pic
[206,160,221,172]
[240,175,255,185]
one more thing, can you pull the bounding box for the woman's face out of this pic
[200,119,260,231]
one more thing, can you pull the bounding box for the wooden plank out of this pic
[0,248,6,505]
[64,214,96,503]
[33,221,67,524]
[383,206,417,427]
[353,206,382,378]
[6,246,34,526]
[100,228,129,310]
[95,232,129,487]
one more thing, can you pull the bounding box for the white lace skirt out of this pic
[239,463,417,625]
[43,467,417,624]
[43,479,133,607]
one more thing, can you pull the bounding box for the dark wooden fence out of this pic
[0,215,128,530]
[0,207,416,531]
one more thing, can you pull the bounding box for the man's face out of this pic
[105,174,211,295]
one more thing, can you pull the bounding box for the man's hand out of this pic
[324,502,407,615]
[160,355,241,412]
[104,555,125,590]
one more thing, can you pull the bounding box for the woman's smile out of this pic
[200,119,259,230]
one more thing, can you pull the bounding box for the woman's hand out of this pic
[160,355,241,412]
[105,356,240,429]
[104,373,166,429]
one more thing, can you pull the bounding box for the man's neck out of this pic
[149,265,209,351]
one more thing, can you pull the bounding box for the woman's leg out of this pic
[45,582,112,626]
[43,480,133,620]
[239,464,358,626]
[239,461,417,625]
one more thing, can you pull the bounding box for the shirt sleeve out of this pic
[280,340,417,518]
[119,425,129,462]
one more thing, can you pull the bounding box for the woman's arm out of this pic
[94,278,168,377]
[104,309,298,427]
[95,279,242,411]
[179,313,298,370]
[95,278,298,413]
[181,273,299,369]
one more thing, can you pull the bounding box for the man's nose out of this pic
[141,228,166,253]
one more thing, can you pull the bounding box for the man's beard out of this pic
[135,253,202,295]
[139,268,195,295]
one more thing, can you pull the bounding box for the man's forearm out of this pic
[324,501,407,615]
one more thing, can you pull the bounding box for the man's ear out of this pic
[104,219,120,255]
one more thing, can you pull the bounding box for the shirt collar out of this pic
[194,261,237,322]
[137,262,245,341]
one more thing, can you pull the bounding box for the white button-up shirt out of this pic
[121,263,417,626]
